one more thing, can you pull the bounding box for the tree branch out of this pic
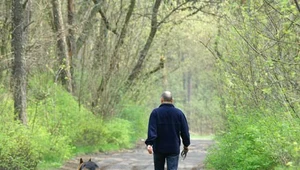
[294,0,300,12]
[158,2,219,27]
[92,0,118,35]
[158,1,190,26]
[144,56,165,77]
[98,5,118,35]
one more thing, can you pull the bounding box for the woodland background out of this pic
[0,0,299,169]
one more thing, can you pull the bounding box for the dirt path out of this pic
[57,140,213,170]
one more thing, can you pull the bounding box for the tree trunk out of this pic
[67,0,76,90]
[294,0,300,12]
[187,70,192,103]
[52,0,73,93]
[127,0,162,86]
[12,0,27,124]
[92,0,136,112]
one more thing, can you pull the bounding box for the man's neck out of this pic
[161,102,173,104]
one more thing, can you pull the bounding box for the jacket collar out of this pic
[159,103,174,107]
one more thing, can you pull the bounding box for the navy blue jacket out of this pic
[145,103,190,154]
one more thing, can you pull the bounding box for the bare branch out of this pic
[159,2,219,27]
[158,1,190,27]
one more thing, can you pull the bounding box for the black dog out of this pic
[78,158,99,170]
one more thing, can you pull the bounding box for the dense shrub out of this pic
[0,114,40,169]
[0,91,39,169]
[0,128,38,169]
[73,117,106,146]
[205,110,300,170]
[0,99,74,169]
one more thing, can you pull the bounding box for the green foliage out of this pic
[28,75,83,165]
[73,118,134,153]
[0,112,42,169]
[116,101,149,140]
[104,118,133,149]
[0,90,41,169]
[216,0,300,114]
[73,117,106,147]
[205,109,300,170]
[0,73,149,169]
[206,1,300,168]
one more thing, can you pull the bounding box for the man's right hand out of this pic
[147,145,153,154]
[181,146,188,159]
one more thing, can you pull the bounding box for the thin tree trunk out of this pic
[52,0,73,93]
[67,0,76,90]
[23,0,31,43]
[76,0,116,57]
[92,0,136,112]
[93,0,108,70]
[0,1,11,81]
[12,0,27,124]
[76,1,103,55]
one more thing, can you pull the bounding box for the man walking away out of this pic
[145,91,190,170]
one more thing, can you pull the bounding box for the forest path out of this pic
[56,139,213,170]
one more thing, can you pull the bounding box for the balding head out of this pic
[161,91,173,103]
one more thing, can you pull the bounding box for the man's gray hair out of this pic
[161,91,173,102]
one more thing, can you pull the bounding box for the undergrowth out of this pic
[0,74,148,169]
[205,109,300,170]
